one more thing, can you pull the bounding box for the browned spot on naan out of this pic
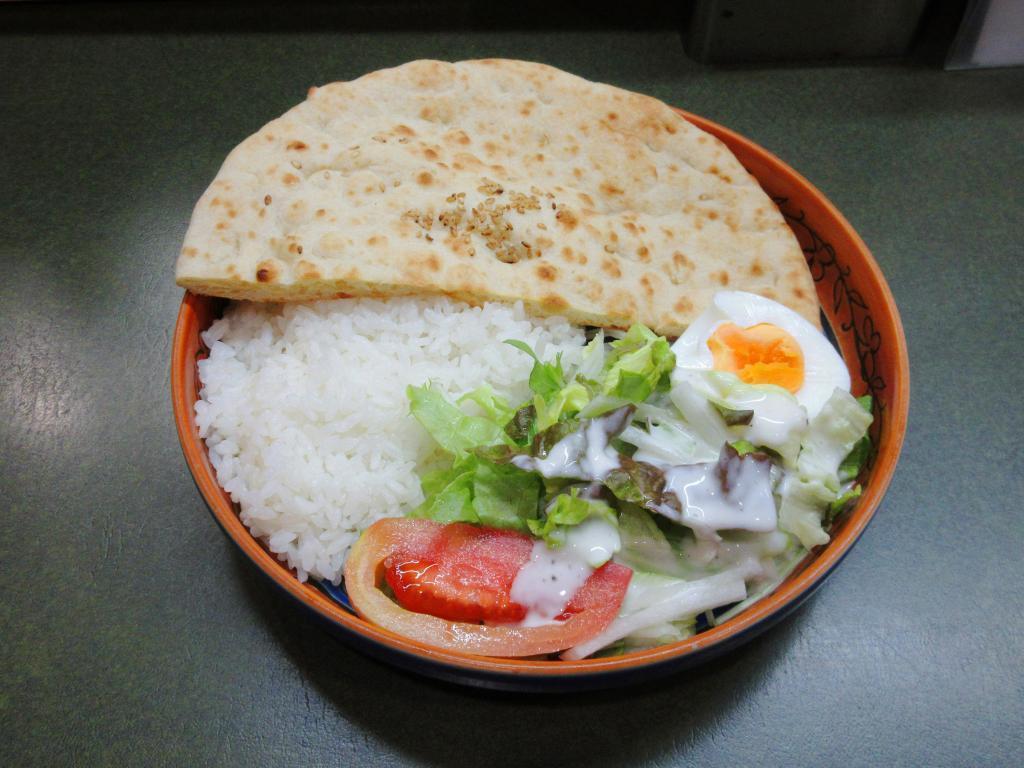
[601,259,622,279]
[256,261,278,283]
[540,294,569,311]
[536,264,557,282]
[297,260,321,279]
[555,208,578,230]
[673,297,693,314]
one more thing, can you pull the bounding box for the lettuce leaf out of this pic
[473,417,581,467]
[616,504,689,577]
[576,333,607,381]
[471,459,542,530]
[533,380,590,432]
[506,339,593,430]
[408,383,512,455]
[827,483,863,522]
[730,439,759,456]
[411,464,475,523]
[838,437,871,482]
[712,402,755,426]
[411,454,541,532]
[458,385,514,426]
[504,339,566,399]
[838,396,874,482]
[604,456,680,516]
[527,489,617,547]
[504,403,536,445]
[578,394,634,419]
[600,325,676,403]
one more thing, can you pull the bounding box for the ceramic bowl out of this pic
[172,107,909,692]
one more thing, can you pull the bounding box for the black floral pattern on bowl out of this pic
[776,197,885,468]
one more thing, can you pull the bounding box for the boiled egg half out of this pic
[671,290,850,418]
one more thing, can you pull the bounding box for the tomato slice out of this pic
[384,523,534,623]
[343,518,632,658]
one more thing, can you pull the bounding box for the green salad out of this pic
[397,292,873,659]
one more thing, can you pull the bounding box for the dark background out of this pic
[2,2,1022,766]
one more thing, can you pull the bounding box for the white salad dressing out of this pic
[569,515,622,567]
[721,386,807,452]
[511,413,622,481]
[509,517,621,627]
[657,455,776,537]
[583,418,621,478]
[514,431,588,479]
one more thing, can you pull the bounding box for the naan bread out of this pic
[176,59,819,334]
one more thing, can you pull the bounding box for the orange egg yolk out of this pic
[706,322,805,393]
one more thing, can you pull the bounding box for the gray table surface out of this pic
[2,12,1023,768]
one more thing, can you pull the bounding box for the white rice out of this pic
[195,297,586,584]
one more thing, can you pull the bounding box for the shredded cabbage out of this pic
[798,388,874,491]
[668,373,731,452]
[778,476,834,548]
[562,568,752,660]
[622,620,695,649]
[618,422,705,467]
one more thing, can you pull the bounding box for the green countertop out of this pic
[2,7,1023,767]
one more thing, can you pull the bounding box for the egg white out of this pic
[671,291,850,418]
